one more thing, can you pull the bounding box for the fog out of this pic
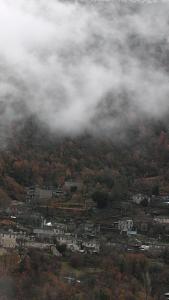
[0,0,169,139]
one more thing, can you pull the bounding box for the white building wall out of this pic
[118,219,133,232]
[0,234,17,248]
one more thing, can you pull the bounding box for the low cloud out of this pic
[0,0,169,140]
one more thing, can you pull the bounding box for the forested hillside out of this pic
[0,117,169,205]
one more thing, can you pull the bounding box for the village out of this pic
[0,180,169,262]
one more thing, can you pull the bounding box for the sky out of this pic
[0,0,169,139]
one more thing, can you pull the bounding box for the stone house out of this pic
[33,228,57,239]
[26,186,57,204]
[25,241,51,249]
[82,240,100,254]
[118,219,133,233]
[56,234,81,252]
[154,216,169,224]
[132,194,150,205]
[0,233,17,249]
[63,181,83,193]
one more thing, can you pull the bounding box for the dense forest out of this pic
[0,117,169,205]
[0,248,163,300]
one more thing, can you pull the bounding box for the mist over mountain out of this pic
[0,0,169,144]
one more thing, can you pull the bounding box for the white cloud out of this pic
[0,0,168,139]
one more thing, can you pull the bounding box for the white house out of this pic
[82,240,100,253]
[154,216,169,224]
[0,233,17,249]
[118,219,133,233]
